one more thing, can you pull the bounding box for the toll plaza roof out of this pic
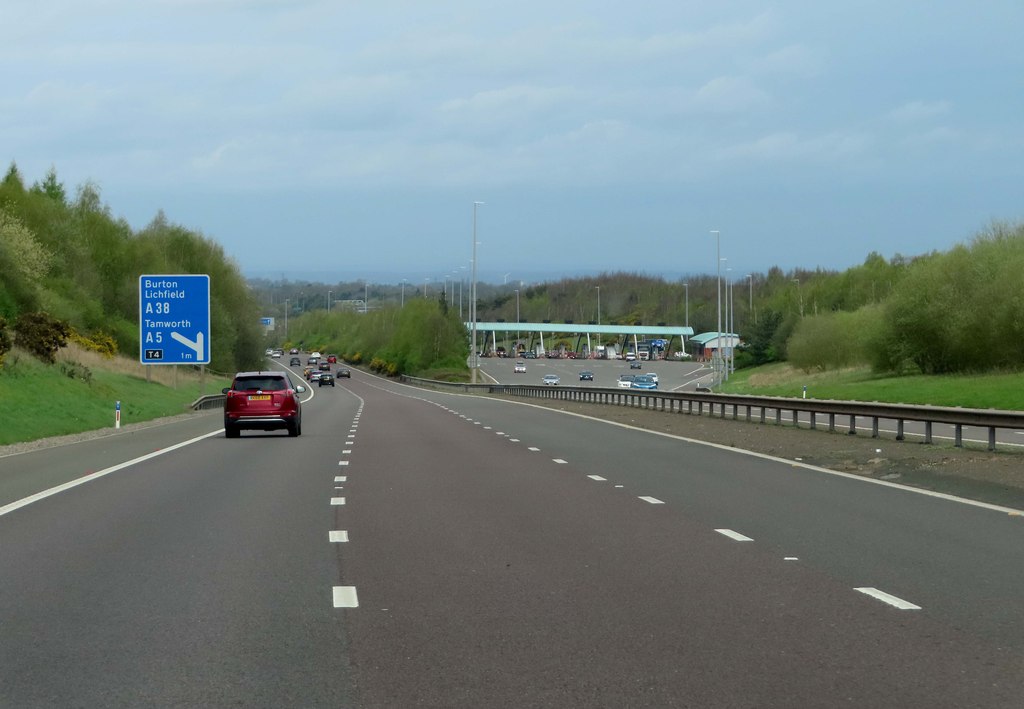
[464,322,693,338]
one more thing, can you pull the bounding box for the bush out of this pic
[70,329,118,358]
[15,311,70,363]
[0,316,11,368]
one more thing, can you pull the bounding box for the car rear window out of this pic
[235,376,288,391]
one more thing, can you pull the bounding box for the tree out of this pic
[15,312,71,363]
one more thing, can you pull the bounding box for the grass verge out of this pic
[722,363,1024,410]
[0,346,231,446]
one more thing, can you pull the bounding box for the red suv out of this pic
[222,371,306,437]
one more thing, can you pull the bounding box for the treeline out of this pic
[0,164,263,372]
[284,293,467,378]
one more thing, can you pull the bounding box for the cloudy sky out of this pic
[5,1,1023,283]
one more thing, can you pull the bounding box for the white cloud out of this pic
[693,76,771,113]
[887,100,951,124]
[717,131,872,164]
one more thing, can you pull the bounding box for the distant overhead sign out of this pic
[139,274,210,365]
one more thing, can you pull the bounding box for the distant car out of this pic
[318,372,335,387]
[289,348,299,355]
[318,361,331,372]
[625,352,637,361]
[646,372,659,383]
[672,351,692,360]
[271,349,283,358]
[542,374,560,385]
[617,374,635,388]
[337,368,351,378]
[514,361,527,373]
[327,354,338,364]
[307,356,319,365]
[579,371,594,381]
[309,370,323,382]
[303,366,314,379]
[631,374,658,390]
[522,351,537,359]
[289,357,301,366]
[310,351,322,359]
[630,361,642,370]
[222,371,305,437]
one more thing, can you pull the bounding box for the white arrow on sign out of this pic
[170,331,204,361]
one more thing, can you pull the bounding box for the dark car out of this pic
[222,371,305,437]
[630,361,642,370]
[318,361,331,372]
[522,351,537,359]
[337,368,351,378]
[579,371,594,381]
[289,356,301,366]
[318,372,335,387]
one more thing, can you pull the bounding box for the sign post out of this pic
[139,275,211,366]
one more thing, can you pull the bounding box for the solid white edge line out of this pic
[0,429,224,518]
[854,587,921,610]
[716,528,754,542]
[332,586,359,608]
[329,531,349,543]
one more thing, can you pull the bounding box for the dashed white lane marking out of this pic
[330,531,349,543]
[784,557,799,561]
[854,587,921,610]
[334,486,344,490]
[473,422,482,425]
[639,496,665,504]
[614,485,624,488]
[335,476,347,482]
[338,461,350,466]
[496,432,505,435]
[510,438,520,442]
[349,429,357,433]
[528,447,540,452]
[484,426,492,430]
[553,459,568,464]
[343,449,352,454]
[716,529,754,542]
[333,586,359,608]
[331,497,346,506]
[588,475,607,481]
[347,434,355,438]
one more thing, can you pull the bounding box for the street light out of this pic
[683,282,689,329]
[514,288,520,353]
[471,201,484,384]
[595,286,601,326]
[284,298,290,339]
[327,290,332,312]
[401,279,407,307]
[711,230,721,387]
[746,274,754,325]
[364,280,369,314]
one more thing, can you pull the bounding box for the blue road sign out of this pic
[139,274,210,365]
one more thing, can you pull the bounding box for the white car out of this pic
[310,351,322,359]
[646,372,659,384]
[542,374,560,385]
[617,374,635,388]
[514,361,527,373]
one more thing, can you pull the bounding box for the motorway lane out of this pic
[385,380,1024,649]
[2,366,1023,706]
[334,374,1023,706]
[0,383,363,707]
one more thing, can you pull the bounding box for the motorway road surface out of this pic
[2,366,1023,707]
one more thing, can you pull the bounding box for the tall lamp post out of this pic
[327,290,332,312]
[401,279,407,307]
[471,201,484,384]
[514,289,520,353]
[746,274,754,325]
[683,282,689,329]
[284,298,290,339]
[595,286,601,326]
[711,230,722,387]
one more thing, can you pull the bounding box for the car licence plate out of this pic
[248,395,271,401]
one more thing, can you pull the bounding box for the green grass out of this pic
[0,351,231,446]
[722,363,1024,411]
